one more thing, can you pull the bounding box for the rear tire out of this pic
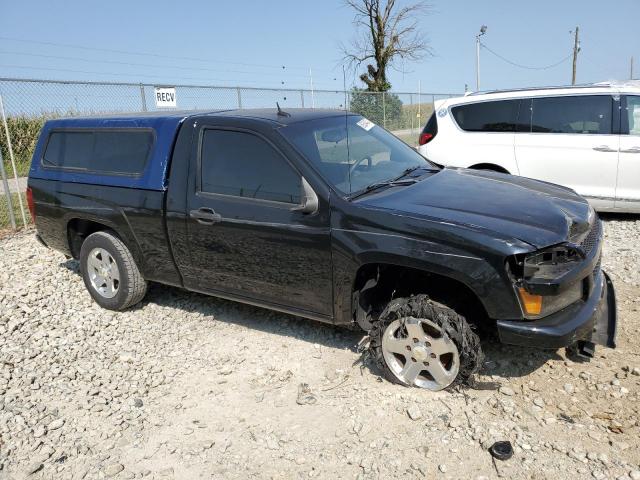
[79,231,147,310]
[369,294,483,391]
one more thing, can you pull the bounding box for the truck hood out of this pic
[359,168,592,249]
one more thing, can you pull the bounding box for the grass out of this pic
[0,191,31,230]
[2,157,30,177]
[394,132,419,146]
[1,114,48,179]
[397,102,434,131]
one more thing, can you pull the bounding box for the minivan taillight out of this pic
[26,187,35,221]
[418,112,438,146]
[418,133,434,145]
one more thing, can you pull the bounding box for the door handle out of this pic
[189,207,222,225]
[592,145,617,152]
[620,146,640,154]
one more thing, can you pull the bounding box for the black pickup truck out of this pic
[27,108,617,391]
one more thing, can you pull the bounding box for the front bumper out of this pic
[497,270,617,349]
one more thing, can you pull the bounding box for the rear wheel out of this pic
[79,231,147,310]
[369,295,483,391]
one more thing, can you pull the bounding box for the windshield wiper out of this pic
[348,178,417,201]
[393,166,423,180]
[348,165,440,201]
[393,165,440,181]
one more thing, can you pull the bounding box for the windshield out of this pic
[280,115,437,195]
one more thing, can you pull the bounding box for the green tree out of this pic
[349,88,402,127]
[342,0,432,92]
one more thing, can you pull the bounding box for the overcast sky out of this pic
[1,0,638,94]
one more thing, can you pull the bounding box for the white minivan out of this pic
[417,82,640,212]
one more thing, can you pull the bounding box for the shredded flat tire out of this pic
[369,294,483,390]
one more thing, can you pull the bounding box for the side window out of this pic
[200,129,301,204]
[625,96,640,135]
[42,130,153,174]
[451,100,520,132]
[531,96,612,134]
[43,131,93,169]
[93,131,154,173]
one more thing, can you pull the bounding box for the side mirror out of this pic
[291,177,319,214]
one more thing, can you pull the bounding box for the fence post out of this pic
[236,88,242,109]
[300,90,305,108]
[410,93,414,132]
[0,95,27,226]
[382,92,386,129]
[139,84,147,111]
[0,147,16,230]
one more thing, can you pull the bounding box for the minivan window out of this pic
[530,95,612,134]
[625,96,640,135]
[200,129,301,204]
[42,130,153,174]
[451,100,520,132]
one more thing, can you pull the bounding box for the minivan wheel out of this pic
[79,231,147,310]
[369,295,483,391]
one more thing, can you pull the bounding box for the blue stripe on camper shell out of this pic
[29,113,190,191]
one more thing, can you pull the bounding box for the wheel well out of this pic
[67,219,112,259]
[353,263,489,330]
[469,163,510,174]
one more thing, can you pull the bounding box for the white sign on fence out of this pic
[154,87,177,108]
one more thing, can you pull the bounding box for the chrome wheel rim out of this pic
[382,316,460,391]
[87,248,120,299]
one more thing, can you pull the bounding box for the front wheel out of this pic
[369,295,483,391]
[79,231,147,310]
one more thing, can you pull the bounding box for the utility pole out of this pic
[475,25,487,91]
[571,26,580,85]
[631,56,634,80]
[476,36,480,91]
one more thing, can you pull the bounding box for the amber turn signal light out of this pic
[518,287,543,316]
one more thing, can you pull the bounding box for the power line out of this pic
[0,64,312,88]
[0,50,313,79]
[0,35,313,71]
[479,41,573,71]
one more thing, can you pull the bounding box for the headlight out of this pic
[522,243,584,279]
[513,244,586,319]
[517,281,583,319]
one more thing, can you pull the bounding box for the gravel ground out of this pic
[0,216,639,480]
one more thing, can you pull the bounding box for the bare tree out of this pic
[342,0,432,92]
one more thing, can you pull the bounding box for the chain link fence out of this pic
[0,77,458,231]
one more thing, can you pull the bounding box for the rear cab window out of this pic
[42,129,154,175]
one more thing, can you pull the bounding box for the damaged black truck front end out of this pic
[500,214,616,356]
